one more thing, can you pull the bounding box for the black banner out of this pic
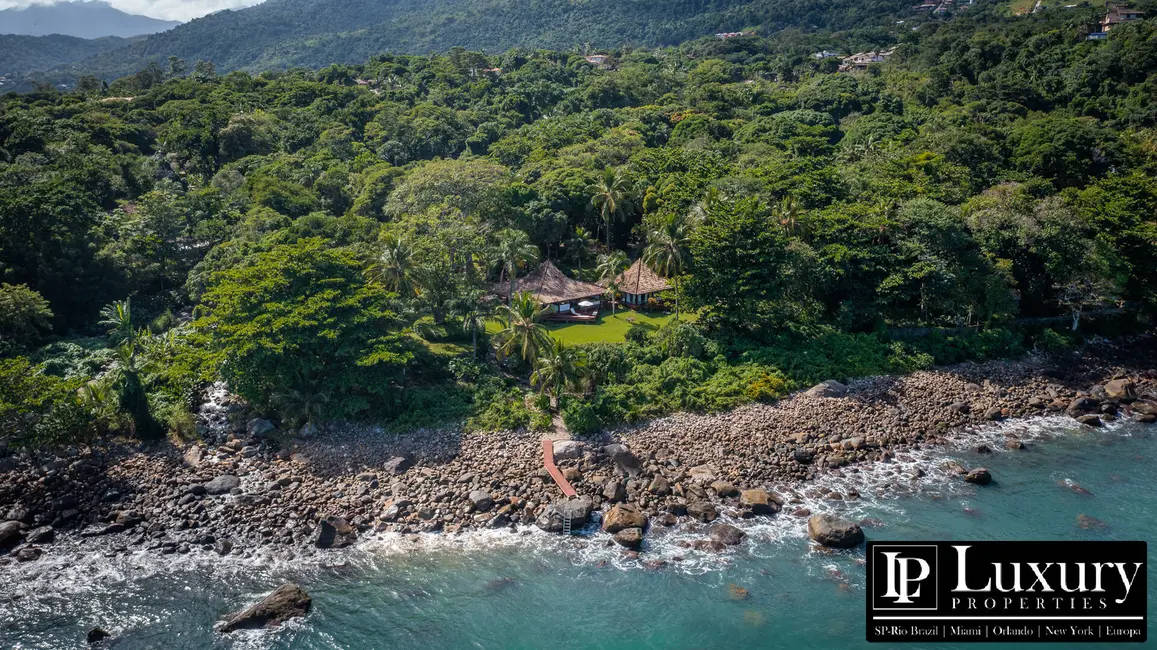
[866,541,1147,642]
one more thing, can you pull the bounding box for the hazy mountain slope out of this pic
[0,1,180,39]
[0,34,135,80]
[58,0,911,81]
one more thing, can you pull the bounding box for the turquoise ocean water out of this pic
[1,416,1153,649]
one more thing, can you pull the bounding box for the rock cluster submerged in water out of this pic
[0,342,1153,564]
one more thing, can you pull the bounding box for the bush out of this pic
[561,398,601,435]
[1032,328,1074,351]
[467,385,533,432]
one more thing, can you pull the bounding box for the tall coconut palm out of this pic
[375,233,419,297]
[99,298,138,348]
[530,338,587,409]
[565,226,594,275]
[595,250,628,316]
[773,196,807,240]
[644,213,692,319]
[589,167,633,247]
[455,290,490,358]
[492,228,539,303]
[494,291,551,362]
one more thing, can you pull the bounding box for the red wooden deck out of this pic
[542,439,577,497]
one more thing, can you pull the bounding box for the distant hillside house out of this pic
[715,31,749,39]
[584,54,613,69]
[1101,5,1144,31]
[599,258,671,308]
[812,50,841,59]
[496,261,605,321]
[838,48,895,72]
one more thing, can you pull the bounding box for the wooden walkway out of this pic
[541,439,577,497]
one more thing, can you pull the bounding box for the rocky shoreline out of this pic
[1,338,1155,566]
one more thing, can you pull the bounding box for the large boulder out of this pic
[603,444,642,477]
[0,520,24,547]
[1067,397,1100,414]
[807,514,864,548]
[246,418,275,437]
[603,504,647,533]
[1104,379,1137,401]
[535,497,593,532]
[383,456,412,475]
[204,475,240,495]
[710,480,738,497]
[552,440,584,460]
[686,501,718,523]
[964,468,992,485]
[1075,414,1103,428]
[468,490,494,513]
[709,523,747,546]
[740,489,781,515]
[219,583,312,633]
[602,480,626,502]
[805,380,848,398]
[314,516,357,549]
[183,446,205,467]
[613,527,644,550]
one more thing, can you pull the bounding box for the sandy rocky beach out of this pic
[1,337,1156,567]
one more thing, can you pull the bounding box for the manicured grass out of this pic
[545,310,693,344]
[486,309,698,345]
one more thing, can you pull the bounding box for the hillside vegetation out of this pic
[1,3,1154,446]
[12,0,913,87]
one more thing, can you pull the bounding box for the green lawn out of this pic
[487,309,696,345]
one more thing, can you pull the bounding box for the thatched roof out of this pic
[497,260,606,304]
[600,258,671,295]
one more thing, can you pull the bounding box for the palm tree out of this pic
[565,226,594,275]
[595,250,628,316]
[492,229,539,303]
[273,386,330,434]
[455,291,490,358]
[530,338,587,409]
[494,291,551,362]
[99,299,138,348]
[773,196,807,239]
[644,213,692,319]
[686,187,721,226]
[589,167,633,248]
[375,234,419,297]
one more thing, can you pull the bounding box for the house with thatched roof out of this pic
[496,260,605,320]
[599,258,671,307]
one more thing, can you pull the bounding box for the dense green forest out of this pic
[0,34,139,83]
[1,3,1155,447]
[10,0,913,88]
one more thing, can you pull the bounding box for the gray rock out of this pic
[220,583,312,633]
[613,527,644,550]
[1075,414,1103,427]
[0,520,23,547]
[964,468,992,485]
[468,490,494,513]
[805,380,847,398]
[983,407,1003,421]
[602,480,626,502]
[552,440,584,460]
[807,514,864,548]
[604,444,642,477]
[686,501,718,523]
[246,418,275,437]
[183,446,205,467]
[383,456,411,475]
[25,526,54,544]
[711,480,738,497]
[1068,397,1100,414]
[204,475,240,495]
[535,497,593,532]
[647,474,671,496]
[710,523,747,546]
[314,516,356,549]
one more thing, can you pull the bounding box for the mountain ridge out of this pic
[12,0,913,87]
[0,1,181,39]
